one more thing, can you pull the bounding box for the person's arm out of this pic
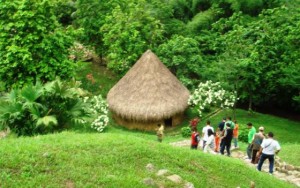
[256,147,263,156]
[275,142,281,154]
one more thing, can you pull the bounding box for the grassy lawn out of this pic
[0,132,297,188]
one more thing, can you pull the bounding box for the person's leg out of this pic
[268,155,275,174]
[220,142,225,155]
[257,153,267,171]
[251,149,258,163]
[233,137,237,148]
[203,141,207,150]
[247,144,252,159]
[226,142,231,156]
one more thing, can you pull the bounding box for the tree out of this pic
[101,0,164,74]
[204,6,300,112]
[156,35,204,88]
[74,0,125,60]
[0,0,75,89]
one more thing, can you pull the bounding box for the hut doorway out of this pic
[164,118,172,127]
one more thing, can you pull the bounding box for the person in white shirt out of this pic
[257,132,281,174]
[202,120,214,149]
[204,129,216,154]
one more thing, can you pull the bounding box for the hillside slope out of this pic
[0,132,296,188]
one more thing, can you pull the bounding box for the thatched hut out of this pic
[107,50,190,130]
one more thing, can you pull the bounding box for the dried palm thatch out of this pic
[107,50,190,122]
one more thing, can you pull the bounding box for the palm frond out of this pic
[20,82,43,103]
[1,89,19,103]
[36,115,58,127]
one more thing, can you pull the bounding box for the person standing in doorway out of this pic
[257,132,281,175]
[156,123,164,142]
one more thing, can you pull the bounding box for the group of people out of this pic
[245,122,281,174]
[155,117,281,175]
[190,117,239,157]
[190,117,281,175]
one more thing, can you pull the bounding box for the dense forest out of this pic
[0,0,299,113]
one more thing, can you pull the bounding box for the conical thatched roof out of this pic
[107,50,190,122]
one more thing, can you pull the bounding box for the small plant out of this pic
[84,95,109,132]
[181,126,191,138]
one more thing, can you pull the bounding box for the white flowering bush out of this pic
[188,80,238,117]
[84,95,109,132]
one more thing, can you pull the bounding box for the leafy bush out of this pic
[0,79,95,136]
[238,126,249,143]
[188,80,237,117]
[181,126,191,138]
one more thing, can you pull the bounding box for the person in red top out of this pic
[189,117,200,128]
[191,127,200,149]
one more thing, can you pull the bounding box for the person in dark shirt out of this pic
[218,117,226,132]
[217,117,226,153]
[220,123,233,156]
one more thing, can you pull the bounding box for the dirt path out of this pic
[170,139,300,187]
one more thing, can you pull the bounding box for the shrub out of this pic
[188,80,237,117]
[0,79,91,136]
[181,126,191,138]
[238,126,249,143]
[84,95,109,132]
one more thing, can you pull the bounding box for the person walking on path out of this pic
[251,126,265,164]
[156,123,164,142]
[191,127,200,149]
[233,120,239,148]
[218,117,226,152]
[220,123,233,156]
[214,130,221,152]
[257,132,281,175]
[202,120,214,149]
[246,122,256,159]
[204,129,216,154]
[224,116,235,130]
[218,117,226,133]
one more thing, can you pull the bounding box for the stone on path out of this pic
[184,182,195,188]
[143,178,155,186]
[157,169,169,176]
[167,174,182,184]
[146,163,155,172]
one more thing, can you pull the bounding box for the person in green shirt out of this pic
[223,116,235,130]
[246,122,256,159]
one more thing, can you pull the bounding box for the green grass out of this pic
[278,143,300,166]
[0,132,297,188]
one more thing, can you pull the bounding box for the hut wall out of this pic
[112,113,185,131]
[172,113,185,126]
